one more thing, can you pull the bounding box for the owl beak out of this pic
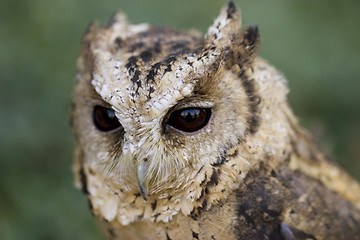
[136,160,149,200]
[138,179,148,201]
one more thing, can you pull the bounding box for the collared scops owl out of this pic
[71,2,360,239]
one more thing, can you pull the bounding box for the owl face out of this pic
[71,2,290,208]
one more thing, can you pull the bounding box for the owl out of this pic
[71,2,360,240]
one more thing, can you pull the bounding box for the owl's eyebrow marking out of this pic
[146,62,162,83]
[125,56,142,92]
[145,55,178,83]
[125,56,139,74]
[163,55,177,75]
[140,49,153,63]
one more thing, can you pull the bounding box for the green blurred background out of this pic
[1,0,359,239]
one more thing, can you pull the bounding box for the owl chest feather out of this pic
[78,132,360,240]
[86,153,360,240]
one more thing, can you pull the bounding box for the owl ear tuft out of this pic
[79,21,98,75]
[205,2,260,68]
[226,1,237,19]
[238,25,261,65]
[81,21,98,48]
[205,1,241,45]
[223,25,261,69]
[106,11,129,28]
[241,25,260,49]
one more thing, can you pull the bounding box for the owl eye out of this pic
[93,106,121,132]
[168,108,212,133]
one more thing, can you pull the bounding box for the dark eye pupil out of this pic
[181,109,201,122]
[93,106,121,132]
[168,108,212,133]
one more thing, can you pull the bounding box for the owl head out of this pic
[71,2,294,222]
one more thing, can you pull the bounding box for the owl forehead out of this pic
[91,26,223,121]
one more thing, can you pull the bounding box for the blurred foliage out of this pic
[0,0,359,239]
